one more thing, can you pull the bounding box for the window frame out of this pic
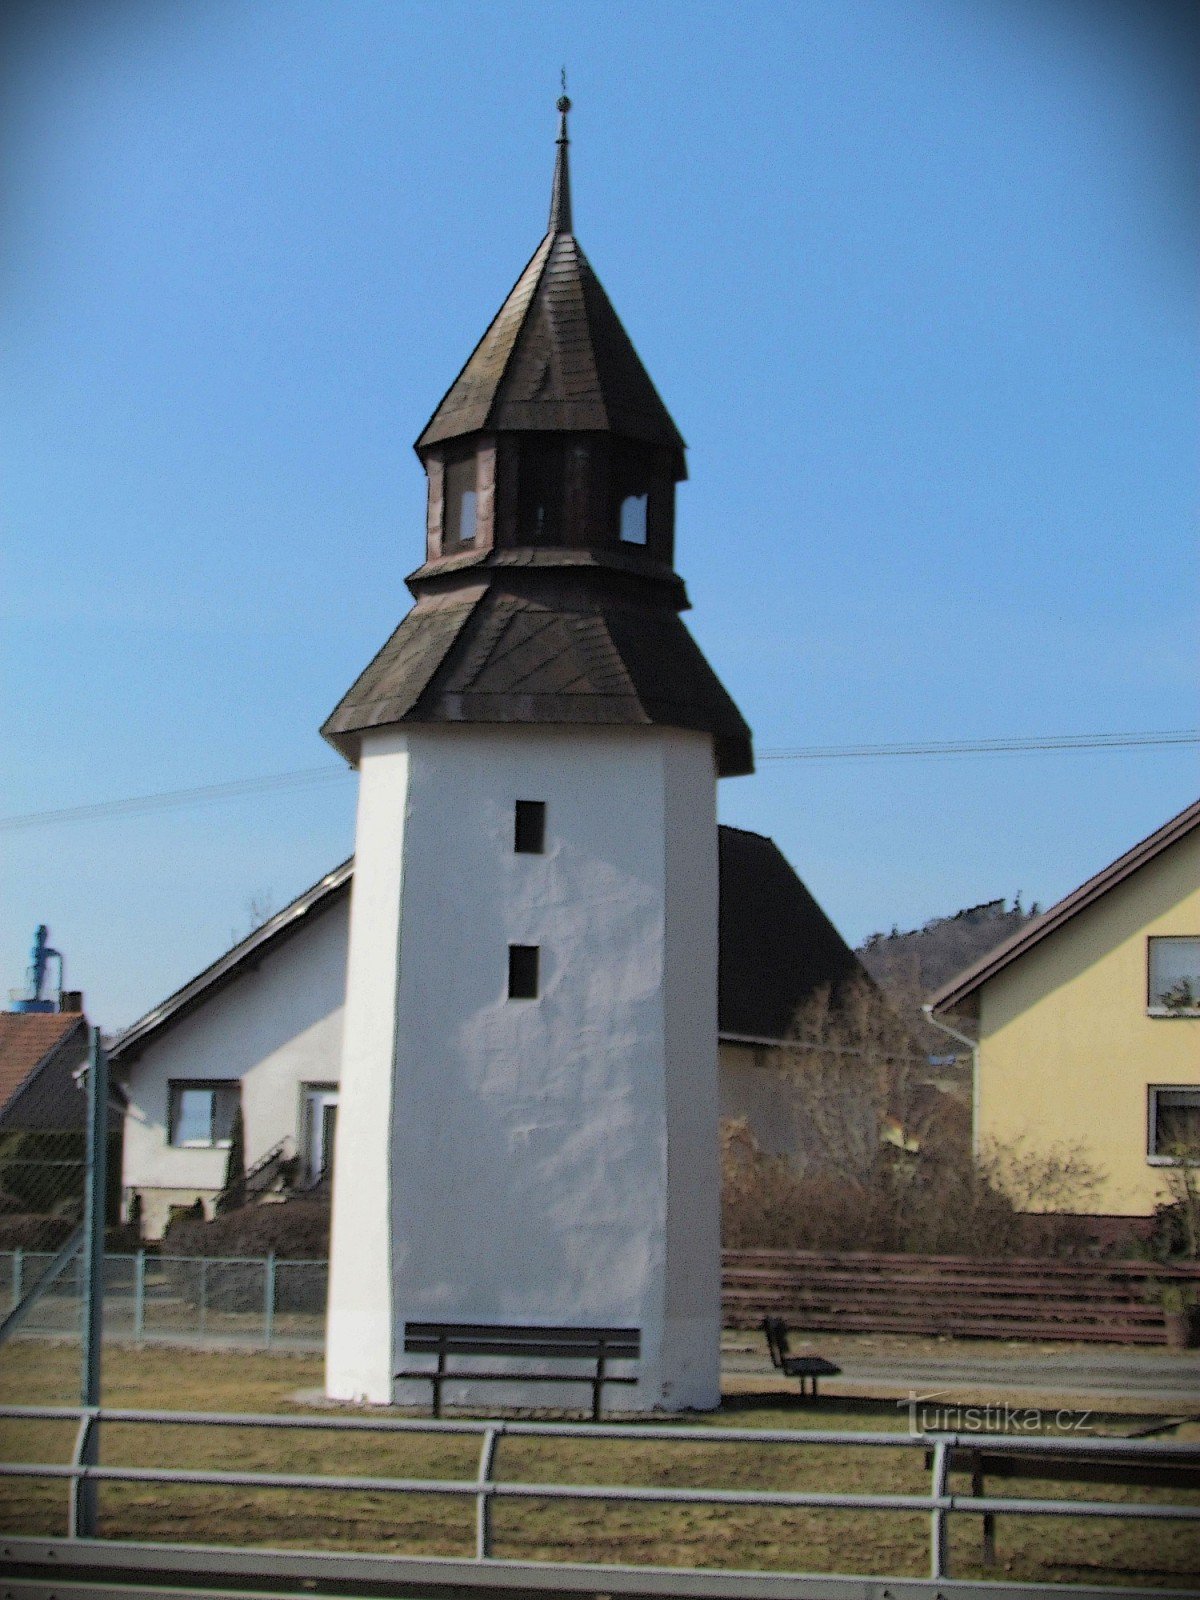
[441,448,479,554]
[1146,936,1200,1017]
[1147,1084,1200,1165]
[167,1080,240,1150]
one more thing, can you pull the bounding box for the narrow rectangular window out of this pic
[1148,937,1200,1013]
[1149,1087,1200,1160]
[508,944,539,1000]
[514,799,546,854]
[442,452,478,552]
[516,438,564,543]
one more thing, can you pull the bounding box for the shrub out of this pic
[0,1213,78,1253]
[162,1200,330,1312]
[721,1117,1107,1259]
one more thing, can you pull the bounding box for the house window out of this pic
[1148,937,1200,1014]
[514,800,546,854]
[508,944,539,1000]
[168,1081,240,1148]
[1149,1087,1200,1162]
[442,451,478,552]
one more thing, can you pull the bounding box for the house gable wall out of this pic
[977,826,1200,1216]
[120,898,348,1237]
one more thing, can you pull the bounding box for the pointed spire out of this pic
[548,82,573,235]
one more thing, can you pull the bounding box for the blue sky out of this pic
[2,0,1196,1029]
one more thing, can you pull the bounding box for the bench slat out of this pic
[395,1368,638,1385]
[406,1322,638,1344]
[404,1342,639,1361]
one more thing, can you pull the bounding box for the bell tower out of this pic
[323,100,752,1409]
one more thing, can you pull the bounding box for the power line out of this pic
[2,729,1196,833]
[757,730,1200,761]
[0,766,350,832]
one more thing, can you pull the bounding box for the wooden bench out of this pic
[936,1441,1200,1565]
[762,1315,842,1398]
[397,1322,641,1419]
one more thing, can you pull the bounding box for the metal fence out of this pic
[2,1404,1198,1587]
[0,1251,327,1347]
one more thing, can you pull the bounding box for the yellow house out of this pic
[931,797,1200,1221]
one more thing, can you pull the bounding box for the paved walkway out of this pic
[723,1335,1200,1412]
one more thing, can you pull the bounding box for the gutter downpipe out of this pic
[922,1004,981,1160]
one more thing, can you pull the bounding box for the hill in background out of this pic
[857,897,1040,1059]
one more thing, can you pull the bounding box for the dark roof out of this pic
[112,829,857,1061]
[717,826,866,1040]
[0,1011,89,1127]
[415,228,685,463]
[930,795,1200,1015]
[322,581,754,777]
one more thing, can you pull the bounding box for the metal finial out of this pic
[548,77,573,234]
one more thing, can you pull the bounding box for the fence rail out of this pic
[2,1404,1198,1587]
[6,1249,1200,1348]
[722,1249,1200,1344]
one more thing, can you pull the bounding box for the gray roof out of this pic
[111,829,861,1062]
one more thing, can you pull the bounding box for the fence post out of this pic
[133,1250,146,1341]
[929,1436,951,1581]
[264,1251,276,1348]
[11,1249,22,1312]
[77,1027,108,1537]
[199,1257,208,1335]
[475,1425,502,1560]
[68,1408,100,1540]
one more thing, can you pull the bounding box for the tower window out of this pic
[517,438,564,543]
[619,492,648,544]
[443,451,478,551]
[612,441,653,545]
[508,944,539,1000]
[514,800,546,854]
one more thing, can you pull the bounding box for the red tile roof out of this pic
[0,1012,85,1116]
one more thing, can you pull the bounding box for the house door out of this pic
[303,1087,339,1183]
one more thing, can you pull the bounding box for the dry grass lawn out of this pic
[1,1340,1197,1589]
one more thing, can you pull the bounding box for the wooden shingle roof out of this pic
[415,115,684,464]
[321,581,753,776]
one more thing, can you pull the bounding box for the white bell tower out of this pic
[322,99,752,1410]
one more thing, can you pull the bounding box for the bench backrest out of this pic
[404,1322,641,1360]
[762,1315,789,1369]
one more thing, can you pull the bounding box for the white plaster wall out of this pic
[326,723,721,1410]
[120,898,349,1238]
[324,731,409,1401]
[661,733,721,1409]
